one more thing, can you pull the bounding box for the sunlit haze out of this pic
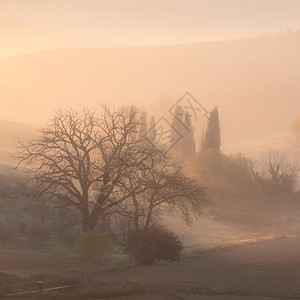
[2,0,300,58]
[1,2,300,298]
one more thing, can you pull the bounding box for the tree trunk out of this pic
[88,205,104,231]
[82,214,90,233]
[136,237,146,265]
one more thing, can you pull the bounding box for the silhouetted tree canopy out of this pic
[16,106,206,234]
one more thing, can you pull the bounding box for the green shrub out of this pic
[74,231,113,267]
[123,226,183,265]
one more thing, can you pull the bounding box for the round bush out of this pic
[123,226,183,265]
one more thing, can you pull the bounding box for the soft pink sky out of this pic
[1,0,300,58]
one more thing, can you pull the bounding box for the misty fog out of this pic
[1,1,300,299]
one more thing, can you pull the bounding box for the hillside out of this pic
[0,33,300,151]
[0,119,37,164]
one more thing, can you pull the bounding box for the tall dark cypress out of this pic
[202,106,221,152]
[170,105,184,152]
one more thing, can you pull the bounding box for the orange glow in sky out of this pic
[1,0,300,58]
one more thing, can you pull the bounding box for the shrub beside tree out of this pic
[123,226,183,265]
[74,231,113,268]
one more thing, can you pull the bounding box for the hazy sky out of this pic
[1,0,300,58]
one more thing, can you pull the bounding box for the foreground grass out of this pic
[35,282,145,299]
[0,237,72,257]
[0,271,145,299]
[0,271,28,286]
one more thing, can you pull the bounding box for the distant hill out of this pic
[0,119,37,165]
[0,33,300,152]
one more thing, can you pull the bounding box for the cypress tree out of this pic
[202,106,221,152]
[149,116,156,142]
[139,111,148,139]
[170,105,184,153]
[129,105,138,142]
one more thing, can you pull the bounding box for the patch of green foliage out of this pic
[123,226,184,265]
[74,231,113,267]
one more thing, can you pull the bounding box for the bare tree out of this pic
[114,146,207,264]
[16,106,153,232]
[258,150,299,193]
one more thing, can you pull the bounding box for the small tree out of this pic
[221,152,256,190]
[189,149,223,184]
[257,150,299,194]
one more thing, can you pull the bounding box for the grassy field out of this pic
[1,233,300,299]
